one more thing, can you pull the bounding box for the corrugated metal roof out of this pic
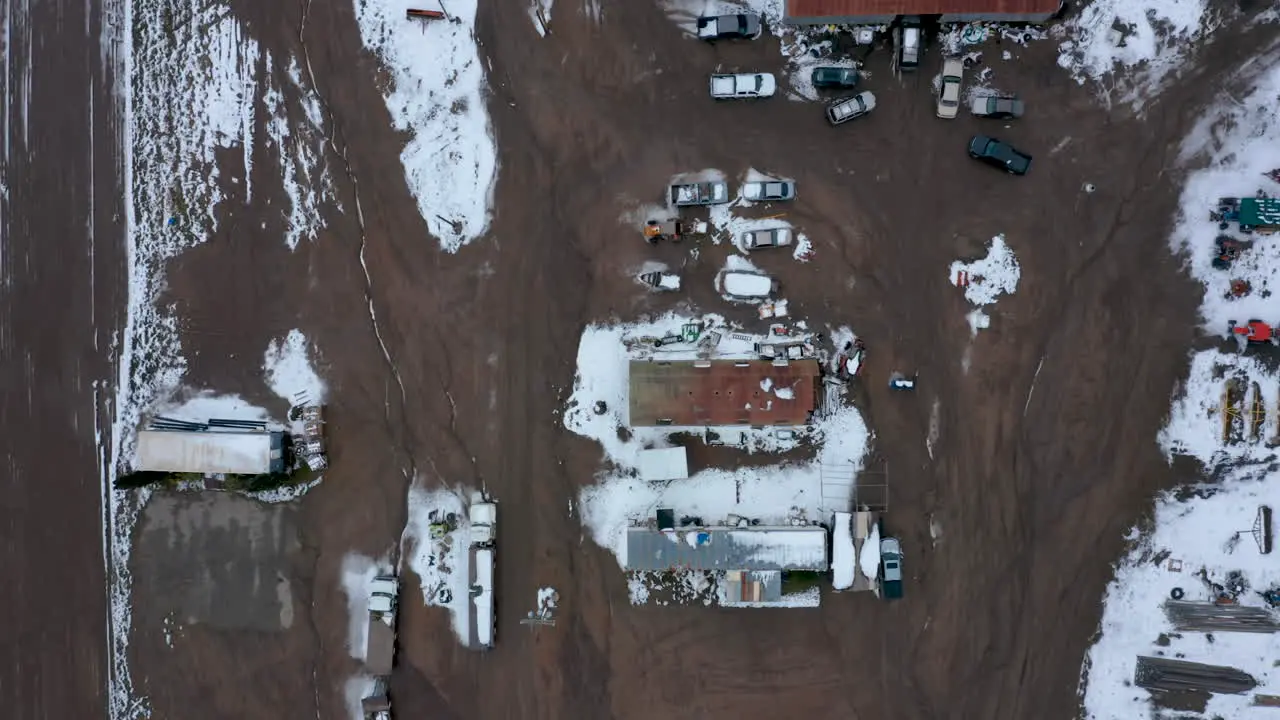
[786,0,1060,16]
[628,359,820,427]
[624,526,829,571]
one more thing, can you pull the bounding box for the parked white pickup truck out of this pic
[710,73,776,99]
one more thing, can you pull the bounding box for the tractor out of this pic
[1229,319,1278,349]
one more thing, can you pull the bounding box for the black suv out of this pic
[968,135,1032,175]
[811,66,858,89]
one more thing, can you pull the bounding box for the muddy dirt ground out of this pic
[0,1,126,718]
[11,3,1279,720]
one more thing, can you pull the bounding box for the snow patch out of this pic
[354,0,498,251]
[792,233,814,262]
[339,553,385,660]
[263,329,327,405]
[1080,468,1280,719]
[401,484,473,646]
[1158,349,1280,467]
[1056,0,1215,107]
[528,0,553,37]
[343,675,378,720]
[1171,60,1280,330]
[264,54,336,250]
[949,234,1021,328]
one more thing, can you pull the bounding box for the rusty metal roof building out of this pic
[628,359,820,427]
[783,0,1062,24]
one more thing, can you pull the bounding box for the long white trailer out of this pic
[473,548,495,649]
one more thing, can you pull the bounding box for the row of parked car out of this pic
[697,13,1034,175]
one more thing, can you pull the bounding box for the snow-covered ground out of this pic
[354,0,498,252]
[1081,467,1280,719]
[1159,350,1280,467]
[401,484,474,646]
[1172,59,1280,331]
[527,0,553,37]
[343,675,378,720]
[263,55,336,251]
[1056,0,1217,108]
[1080,52,1280,720]
[263,329,327,408]
[948,234,1021,337]
[565,312,870,605]
[339,553,389,661]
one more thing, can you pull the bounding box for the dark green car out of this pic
[968,135,1032,176]
[810,66,858,89]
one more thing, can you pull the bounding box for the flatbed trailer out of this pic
[1239,196,1280,233]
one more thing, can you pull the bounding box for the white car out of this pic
[937,58,963,119]
[710,73,776,99]
[715,269,778,301]
[740,180,795,201]
[740,227,793,250]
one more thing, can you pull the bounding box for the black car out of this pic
[968,135,1032,175]
[811,66,858,89]
[696,14,762,41]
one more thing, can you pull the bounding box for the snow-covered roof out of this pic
[637,447,689,482]
[720,270,774,298]
[134,429,283,475]
[624,526,828,572]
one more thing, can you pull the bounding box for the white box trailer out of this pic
[472,548,495,649]
[135,429,285,475]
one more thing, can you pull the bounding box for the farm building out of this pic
[134,429,286,475]
[625,525,829,607]
[782,0,1062,25]
[628,359,820,427]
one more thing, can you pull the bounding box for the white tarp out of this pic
[135,430,274,475]
[859,523,882,581]
[831,512,855,591]
[637,447,689,482]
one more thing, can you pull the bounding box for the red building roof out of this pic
[786,0,1060,16]
[629,359,820,427]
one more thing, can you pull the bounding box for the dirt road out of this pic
[121,4,1279,720]
[0,1,127,719]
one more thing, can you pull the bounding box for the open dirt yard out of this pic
[129,3,1280,719]
[8,1,1280,720]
